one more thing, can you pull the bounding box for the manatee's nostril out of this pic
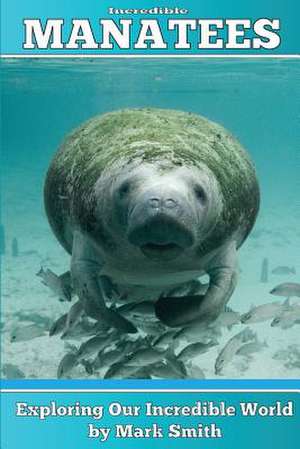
[164,198,177,209]
[149,198,160,208]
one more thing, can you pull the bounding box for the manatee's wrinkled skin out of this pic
[44,108,260,329]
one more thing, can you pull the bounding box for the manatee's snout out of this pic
[127,188,195,261]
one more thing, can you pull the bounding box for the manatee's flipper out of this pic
[71,230,137,333]
[155,295,206,327]
[155,241,238,327]
[99,275,120,302]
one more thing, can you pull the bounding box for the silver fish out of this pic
[149,362,186,379]
[177,341,217,362]
[36,267,72,301]
[92,348,124,371]
[81,359,94,375]
[15,311,51,328]
[175,324,220,343]
[125,347,171,367]
[10,324,46,342]
[57,353,78,378]
[272,345,300,362]
[2,363,25,379]
[62,300,84,337]
[128,367,152,379]
[186,364,206,379]
[241,302,286,324]
[270,282,300,298]
[118,301,155,319]
[272,349,290,361]
[117,338,142,355]
[214,310,241,328]
[102,307,137,334]
[77,334,115,361]
[61,314,111,340]
[104,363,140,379]
[49,313,68,336]
[152,330,178,350]
[236,339,268,357]
[271,266,296,275]
[215,328,255,375]
[135,320,166,335]
[271,306,300,329]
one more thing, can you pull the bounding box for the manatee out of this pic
[44,108,260,330]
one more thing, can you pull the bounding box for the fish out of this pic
[177,341,217,362]
[271,266,296,275]
[91,348,124,372]
[60,318,104,340]
[104,362,140,379]
[81,359,94,375]
[214,310,240,328]
[57,353,78,378]
[134,320,166,335]
[49,313,68,336]
[61,300,84,337]
[186,364,206,379]
[165,354,187,377]
[270,282,300,298]
[272,350,289,361]
[271,305,300,329]
[236,338,268,357]
[215,328,255,375]
[77,334,116,361]
[117,338,142,355]
[272,345,300,369]
[16,311,51,328]
[149,362,186,379]
[260,258,269,283]
[10,324,46,342]
[101,307,137,334]
[125,346,172,367]
[128,367,152,379]
[240,301,288,324]
[175,324,220,343]
[2,363,25,379]
[152,330,178,350]
[36,267,72,301]
[118,301,156,319]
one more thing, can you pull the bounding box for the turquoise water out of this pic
[1,58,299,379]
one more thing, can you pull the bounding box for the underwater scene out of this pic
[1,58,300,380]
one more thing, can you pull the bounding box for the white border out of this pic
[1,54,300,59]
[1,389,300,393]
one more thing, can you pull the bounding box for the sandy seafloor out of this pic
[1,167,299,380]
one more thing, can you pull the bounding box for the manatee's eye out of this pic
[194,184,207,204]
[118,181,131,198]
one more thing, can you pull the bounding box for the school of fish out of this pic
[2,264,300,379]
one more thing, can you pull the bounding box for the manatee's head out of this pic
[95,161,223,263]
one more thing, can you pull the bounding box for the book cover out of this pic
[1,1,299,448]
